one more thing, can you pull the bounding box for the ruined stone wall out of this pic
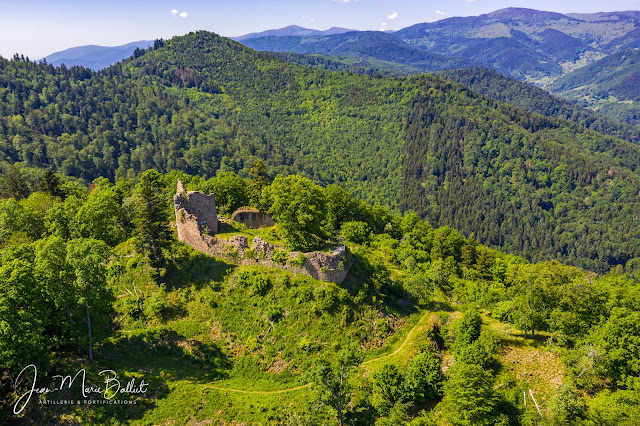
[231,208,275,229]
[174,180,218,245]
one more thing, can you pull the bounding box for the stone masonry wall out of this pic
[174,179,218,245]
[231,207,275,229]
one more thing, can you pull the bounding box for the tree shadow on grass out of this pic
[163,244,235,291]
[72,328,232,424]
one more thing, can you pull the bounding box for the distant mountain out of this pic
[239,8,640,84]
[234,25,355,41]
[242,31,475,74]
[43,40,153,70]
[394,8,640,81]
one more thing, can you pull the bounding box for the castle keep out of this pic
[173,180,350,283]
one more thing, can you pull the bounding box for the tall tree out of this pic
[264,174,326,251]
[133,170,171,266]
[37,168,66,199]
[312,347,361,426]
[246,160,269,210]
[0,164,29,200]
[440,362,498,426]
[66,238,109,361]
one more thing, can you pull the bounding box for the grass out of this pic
[484,315,565,416]
[28,236,571,424]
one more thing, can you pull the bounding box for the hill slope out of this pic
[436,67,640,144]
[3,31,640,271]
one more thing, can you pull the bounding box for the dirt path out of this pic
[202,311,432,395]
[206,382,312,394]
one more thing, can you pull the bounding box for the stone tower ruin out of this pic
[174,179,218,249]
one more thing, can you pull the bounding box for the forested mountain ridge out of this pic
[3,31,640,272]
[240,31,475,75]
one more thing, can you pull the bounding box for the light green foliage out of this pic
[585,389,640,425]
[376,399,412,426]
[403,351,443,403]
[590,307,640,388]
[0,254,50,372]
[199,171,248,215]
[271,249,288,265]
[371,364,404,413]
[264,175,327,251]
[0,196,47,242]
[323,184,363,234]
[549,382,585,424]
[290,253,306,267]
[341,221,372,244]
[236,269,271,295]
[45,195,83,240]
[453,310,482,349]
[312,346,362,426]
[76,179,123,245]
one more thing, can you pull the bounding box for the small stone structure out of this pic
[172,180,350,283]
[231,207,275,229]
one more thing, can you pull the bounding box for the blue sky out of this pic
[1,0,638,59]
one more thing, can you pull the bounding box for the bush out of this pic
[342,221,372,244]
[236,270,271,295]
[243,248,257,259]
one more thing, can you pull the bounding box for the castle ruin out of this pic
[173,180,350,284]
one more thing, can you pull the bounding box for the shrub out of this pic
[236,270,271,295]
[243,248,257,259]
[342,221,372,244]
[403,350,443,403]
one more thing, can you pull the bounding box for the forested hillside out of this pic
[550,49,640,127]
[436,68,640,144]
[2,31,640,273]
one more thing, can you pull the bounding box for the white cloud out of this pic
[332,0,351,2]
[379,22,388,31]
[435,10,448,17]
[465,0,476,2]
[387,12,399,20]
[171,9,188,18]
